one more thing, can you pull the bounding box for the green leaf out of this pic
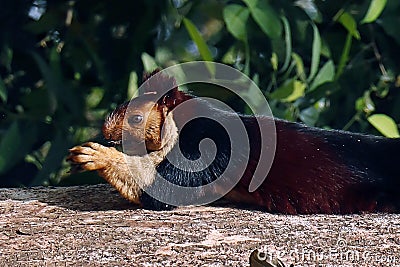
[141,52,158,72]
[279,16,292,72]
[309,60,335,91]
[368,114,400,138]
[270,79,306,102]
[183,18,213,61]
[32,49,81,117]
[242,0,282,39]
[86,87,104,108]
[182,18,215,76]
[337,12,360,40]
[307,23,321,82]
[361,0,387,24]
[127,71,138,100]
[0,122,20,174]
[222,45,242,65]
[31,52,58,114]
[223,4,251,74]
[31,131,72,185]
[336,33,353,79]
[0,45,13,71]
[300,106,319,126]
[223,4,250,41]
[0,121,37,175]
[0,76,7,102]
[295,0,321,21]
[356,91,375,114]
[286,80,306,102]
[302,82,340,108]
[320,38,332,58]
[270,52,278,71]
[292,53,306,82]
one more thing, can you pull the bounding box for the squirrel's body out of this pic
[68,72,400,214]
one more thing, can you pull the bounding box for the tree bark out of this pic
[0,184,399,266]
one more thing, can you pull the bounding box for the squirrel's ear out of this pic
[160,88,183,111]
[141,69,192,112]
[142,69,161,82]
[141,69,177,95]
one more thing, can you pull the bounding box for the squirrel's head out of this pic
[102,70,192,153]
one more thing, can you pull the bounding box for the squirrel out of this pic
[67,70,400,214]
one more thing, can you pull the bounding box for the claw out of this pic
[107,139,122,146]
[69,164,83,174]
[68,146,81,153]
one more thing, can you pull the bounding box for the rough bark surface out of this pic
[0,184,399,266]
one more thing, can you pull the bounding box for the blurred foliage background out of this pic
[0,0,399,187]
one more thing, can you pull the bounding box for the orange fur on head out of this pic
[103,71,191,152]
[102,96,165,152]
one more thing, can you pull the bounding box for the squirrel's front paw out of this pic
[67,142,116,172]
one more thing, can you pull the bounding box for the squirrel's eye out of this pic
[128,114,143,125]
